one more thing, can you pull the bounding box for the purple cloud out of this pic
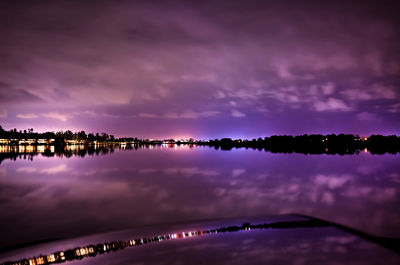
[0,0,399,137]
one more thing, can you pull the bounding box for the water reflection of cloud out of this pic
[73,167,134,177]
[325,236,357,244]
[17,167,38,173]
[256,173,268,180]
[1,150,399,248]
[214,187,227,196]
[203,171,399,237]
[389,173,400,184]
[67,181,131,199]
[356,164,380,175]
[154,189,170,202]
[314,174,352,189]
[178,168,219,177]
[321,192,335,205]
[341,186,373,197]
[232,169,246,177]
[41,164,68,174]
[141,167,220,177]
[0,182,41,202]
[375,188,396,201]
[138,168,158,174]
[176,242,229,253]
[342,186,396,201]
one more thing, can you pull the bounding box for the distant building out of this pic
[0,139,10,144]
[65,139,87,144]
[18,139,36,145]
[37,138,55,144]
[0,138,55,145]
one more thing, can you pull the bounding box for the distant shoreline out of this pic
[0,126,399,155]
[0,134,399,156]
[197,135,400,155]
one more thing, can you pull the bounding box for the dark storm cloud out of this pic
[0,87,43,103]
[0,0,399,136]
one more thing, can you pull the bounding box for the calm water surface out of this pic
[0,145,399,249]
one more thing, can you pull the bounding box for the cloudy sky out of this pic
[0,0,399,138]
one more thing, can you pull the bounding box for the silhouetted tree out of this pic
[88,133,95,142]
[78,131,87,140]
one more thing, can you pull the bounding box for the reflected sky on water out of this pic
[0,145,399,249]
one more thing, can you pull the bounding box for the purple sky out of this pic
[0,0,399,139]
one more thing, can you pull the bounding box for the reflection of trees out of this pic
[0,153,34,164]
[0,143,185,163]
[0,145,130,164]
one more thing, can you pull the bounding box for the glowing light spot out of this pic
[36,257,45,265]
[47,254,55,262]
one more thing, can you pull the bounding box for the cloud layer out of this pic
[0,0,399,137]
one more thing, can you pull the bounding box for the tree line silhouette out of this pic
[199,134,400,155]
[0,126,197,146]
[0,125,117,145]
[1,126,399,155]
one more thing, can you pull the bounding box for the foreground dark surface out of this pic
[0,215,399,265]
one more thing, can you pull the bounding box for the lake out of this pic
[0,145,399,263]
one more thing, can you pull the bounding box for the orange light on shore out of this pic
[47,254,55,262]
[36,257,45,265]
